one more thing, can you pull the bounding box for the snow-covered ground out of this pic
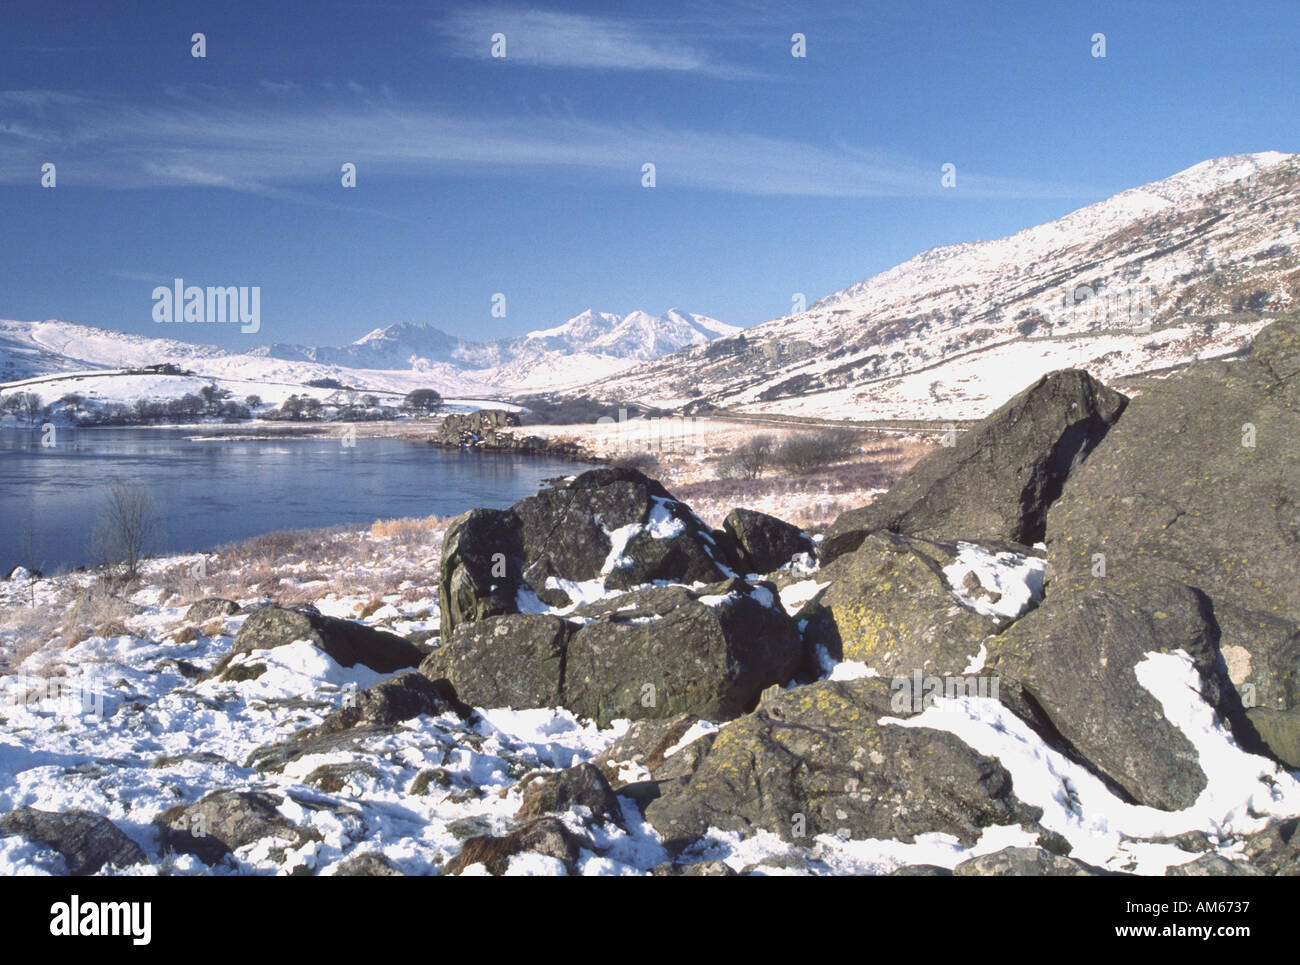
[1,535,1295,875]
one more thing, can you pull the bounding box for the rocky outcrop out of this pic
[0,807,146,875]
[1044,315,1300,755]
[420,614,572,711]
[434,408,591,458]
[723,507,815,574]
[211,604,423,682]
[821,369,1126,562]
[643,677,1041,852]
[438,468,740,642]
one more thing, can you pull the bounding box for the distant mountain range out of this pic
[585,151,1300,421]
[0,309,740,405]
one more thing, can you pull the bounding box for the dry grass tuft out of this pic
[370,515,445,541]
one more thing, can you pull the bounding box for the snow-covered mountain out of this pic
[0,309,739,406]
[583,151,1300,420]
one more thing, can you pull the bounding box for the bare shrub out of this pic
[773,428,862,475]
[716,434,775,480]
[89,483,160,580]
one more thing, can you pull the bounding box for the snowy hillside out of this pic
[583,151,1300,420]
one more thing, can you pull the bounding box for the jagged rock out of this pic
[1045,316,1300,728]
[821,369,1126,562]
[333,852,405,876]
[1166,854,1265,876]
[438,508,525,643]
[212,604,422,681]
[808,532,1025,676]
[593,713,708,786]
[954,847,1113,876]
[421,614,573,711]
[312,672,473,734]
[591,713,713,809]
[436,409,520,447]
[426,580,803,726]
[987,577,1236,811]
[444,817,590,875]
[644,677,1040,853]
[516,763,623,826]
[513,468,736,591]
[437,468,740,642]
[0,807,146,875]
[723,508,815,574]
[157,789,312,864]
[184,597,241,622]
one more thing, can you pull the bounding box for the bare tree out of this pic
[18,392,43,425]
[18,521,39,607]
[89,483,160,581]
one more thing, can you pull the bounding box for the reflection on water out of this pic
[0,426,581,572]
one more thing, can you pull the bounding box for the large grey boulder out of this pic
[437,469,740,642]
[644,677,1040,852]
[821,369,1126,562]
[563,579,803,726]
[1044,314,1300,746]
[987,577,1236,811]
[420,614,573,711]
[438,508,526,644]
[723,508,815,574]
[0,807,146,875]
[424,579,804,726]
[212,604,423,681]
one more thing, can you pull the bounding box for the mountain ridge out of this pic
[580,150,1300,420]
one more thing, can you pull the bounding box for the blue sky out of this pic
[2,0,1296,350]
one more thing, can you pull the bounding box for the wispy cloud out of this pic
[0,88,1096,201]
[434,8,755,77]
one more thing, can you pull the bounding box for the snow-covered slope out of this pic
[0,309,738,405]
[583,151,1300,420]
